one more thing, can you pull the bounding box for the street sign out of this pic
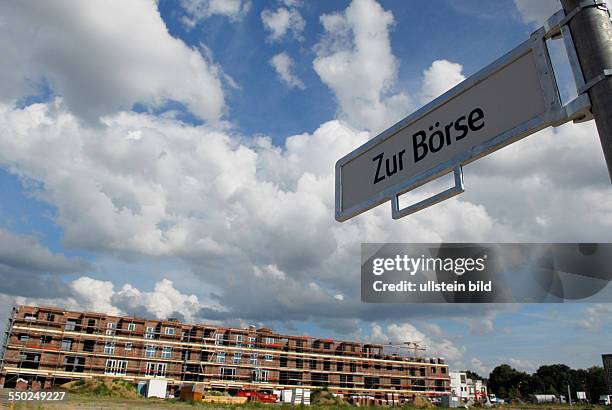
[335,17,593,222]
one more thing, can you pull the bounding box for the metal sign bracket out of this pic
[391,166,464,219]
[577,68,612,94]
[543,8,595,124]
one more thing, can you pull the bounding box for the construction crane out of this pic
[383,341,427,358]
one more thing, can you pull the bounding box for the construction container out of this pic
[179,384,204,401]
[146,379,167,398]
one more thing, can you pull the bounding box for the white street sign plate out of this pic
[335,26,590,222]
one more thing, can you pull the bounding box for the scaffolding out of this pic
[1,305,450,399]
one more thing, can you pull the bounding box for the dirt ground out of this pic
[2,390,609,410]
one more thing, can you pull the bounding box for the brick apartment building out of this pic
[604,354,612,394]
[0,305,450,398]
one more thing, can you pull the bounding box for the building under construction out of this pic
[0,305,450,399]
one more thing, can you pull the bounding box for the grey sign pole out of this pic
[560,0,612,182]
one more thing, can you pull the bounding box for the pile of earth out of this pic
[310,388,349,406]
[61,378,140,399]
[412,395,435,408]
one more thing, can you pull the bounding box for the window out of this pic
[127,322,136,331]
[250,353,258,365]
[19,352,40,369]
[220,367,236,381]
[215,333,224,346]
[311,373,329,387]
[83,340,95,352]
[432,367,437,374]
[161,346,172,359]
[61,339,73,351]
[324,342,331,350]
[364,376,380,390]
[216,352,225,363]
[106,322,116,336]
[203,328,214,338]
[296,358,303,369]
[235,334,243,347]
[340,374,354,388]
[264,354,273,362]
[310,359,317,370]
[164,327,175,335]
[104,341,115,355]
[18,334,29,343]
[252,369,269,383]
[441,367,447,374]
[145,327,155,339]
[233,353,242,364]
[40,335,52,344]
[323,359,331,371]
[337,361,343,372]
[24,313,37,321]
[125,342,132,351]
[46,313,55,322]
[350,362,357,372]
[265,337,274,345]
[65,319,77,331]
[145,345,156,358]
[145,362,167,377]
[105,359,128,375]
[248,336,256,348]
[64,356,85,372]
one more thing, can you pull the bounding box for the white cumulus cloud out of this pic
[261,6,305,42]
[370,322,465,363]
[0,0,226,123]
[419,60,466,105]
[313,0,411,133]
[180,0,251,27]
[270,52,305,89]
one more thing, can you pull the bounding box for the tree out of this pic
[465,370,484,381]
[487,364,607,404]
[585,366,606,404]
[489,364,530,399]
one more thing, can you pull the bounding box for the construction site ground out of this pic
[1,390,610,410]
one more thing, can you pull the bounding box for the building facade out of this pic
[603,354,612,395]
[449,371,488,403]
[1,305,450,398]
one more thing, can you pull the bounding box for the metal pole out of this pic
[560,0,612,182]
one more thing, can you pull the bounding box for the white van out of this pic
[599,395,612,405]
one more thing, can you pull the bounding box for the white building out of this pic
[449,372,488,403]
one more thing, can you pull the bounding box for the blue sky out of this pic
[155,0,532,141]
[0,0,610,377]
